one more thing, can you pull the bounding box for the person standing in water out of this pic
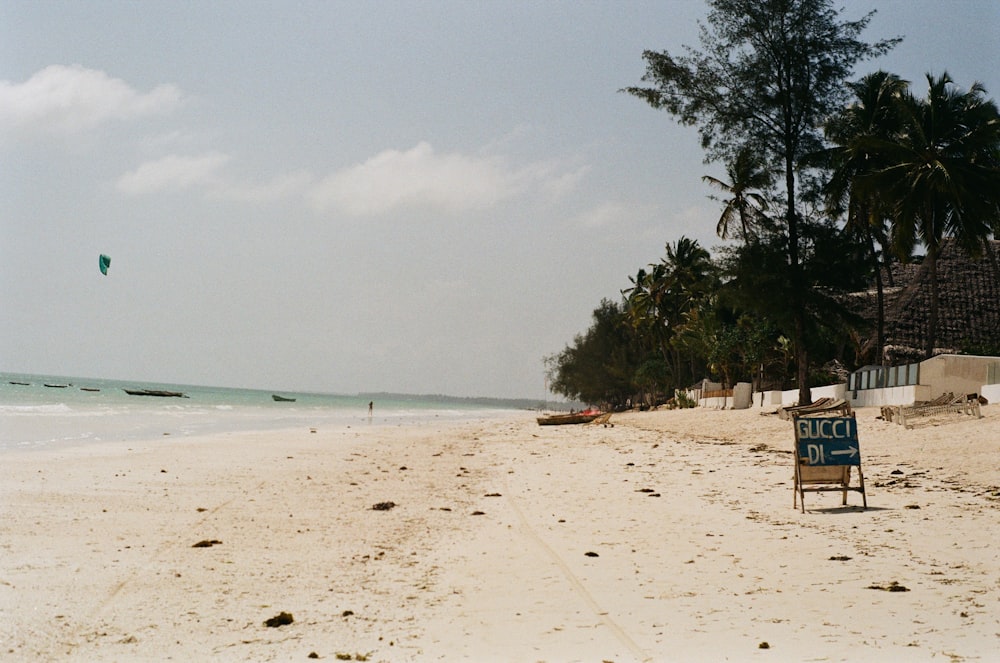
[368,401,373,418]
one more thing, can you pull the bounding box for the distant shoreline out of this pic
[2,371,578,411]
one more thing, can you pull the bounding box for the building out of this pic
[850,239,1000,365]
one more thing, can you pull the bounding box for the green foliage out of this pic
[546,2,999,407]
[808,366,841,389]
[624,0,898,166]
[545,299,642,409]
[673,390,697,409]
[622,236,718,392]
[633,357,670,407]
[855,73,1000,355]
[701,147,773,241]
[624,0,898,404]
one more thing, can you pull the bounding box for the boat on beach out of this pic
[271,394,296,402]
[536,410,602,426]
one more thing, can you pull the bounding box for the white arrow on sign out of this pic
[830,446,859,458]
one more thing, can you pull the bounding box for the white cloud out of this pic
[117,152,230,194]
[216,170,315,203]
[0,64,182,133]
[141,129,198,151]
[534,162,589,198]
[307,141,579,216]
[117,152,312,203]
[116,140,581,212]
[573,201,655,229]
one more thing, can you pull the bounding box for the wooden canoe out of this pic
[536,412,601,426]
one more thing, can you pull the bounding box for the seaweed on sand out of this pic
[263,611,294,627]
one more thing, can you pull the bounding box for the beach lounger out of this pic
[778,398,853,422]
[778,397,832,421]
[886,392,983,428]
[880,394,952,423]
[788,398,852,418]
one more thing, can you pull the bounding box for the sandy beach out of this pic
[1,405,997,662]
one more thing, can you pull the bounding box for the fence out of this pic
[849,363,920,391]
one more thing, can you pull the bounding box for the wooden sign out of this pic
[792,413,867,512]
[795,417,861,466]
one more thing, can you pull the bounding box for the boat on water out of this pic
[124,389,187,398]
[271,394,296,402]
[536,410,602,426]
[44,383,69,388]
[80,387,101,392]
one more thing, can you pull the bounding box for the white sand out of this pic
[1,405,997,662]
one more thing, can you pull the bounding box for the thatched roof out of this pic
[849,239,1000,364]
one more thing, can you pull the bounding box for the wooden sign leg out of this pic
[841,467,849,506]
[858,466,867,509]
[793,466,798,509]
[793,464,805,512]
[798,467,806,514]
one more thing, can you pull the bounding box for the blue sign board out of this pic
[795,417,861,466]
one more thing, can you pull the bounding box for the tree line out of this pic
[546,0,1000,410]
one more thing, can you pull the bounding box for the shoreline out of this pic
[1,406,996,661]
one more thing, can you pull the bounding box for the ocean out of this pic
[0,372,529,452]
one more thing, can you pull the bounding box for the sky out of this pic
[2,1,998,399]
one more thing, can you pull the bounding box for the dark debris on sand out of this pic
[867,580,910,592]
[263,611,294,627]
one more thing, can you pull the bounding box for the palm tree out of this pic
[621,237,716,390]
[622,264,670,362]
[662,237,717,386]
[860,73,1000,357]
[702,147,772,242]
[824,71,908,363]
[663,236,715,297]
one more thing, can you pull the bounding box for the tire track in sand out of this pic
[73,479,268,647]
[503,474,653,662]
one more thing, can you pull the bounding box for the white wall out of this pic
[919,354,997,398]
[752,383,847,408]
[696,382,753,409]
[733,382,752,409]
[752,390,785,408]
[848,355,1000,407]
[699,396,728,409]
[849,384,931,408]
[981,383,1000,404]
[699,355,1000,411]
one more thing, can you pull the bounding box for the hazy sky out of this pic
[2,1,998,398]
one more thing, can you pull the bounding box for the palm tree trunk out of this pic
[785,156,811,406]
[924,243,939,358]
[866,227,886,363]
[874,223,895,287]
[672,350,683,392]
[795,317,809,403]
